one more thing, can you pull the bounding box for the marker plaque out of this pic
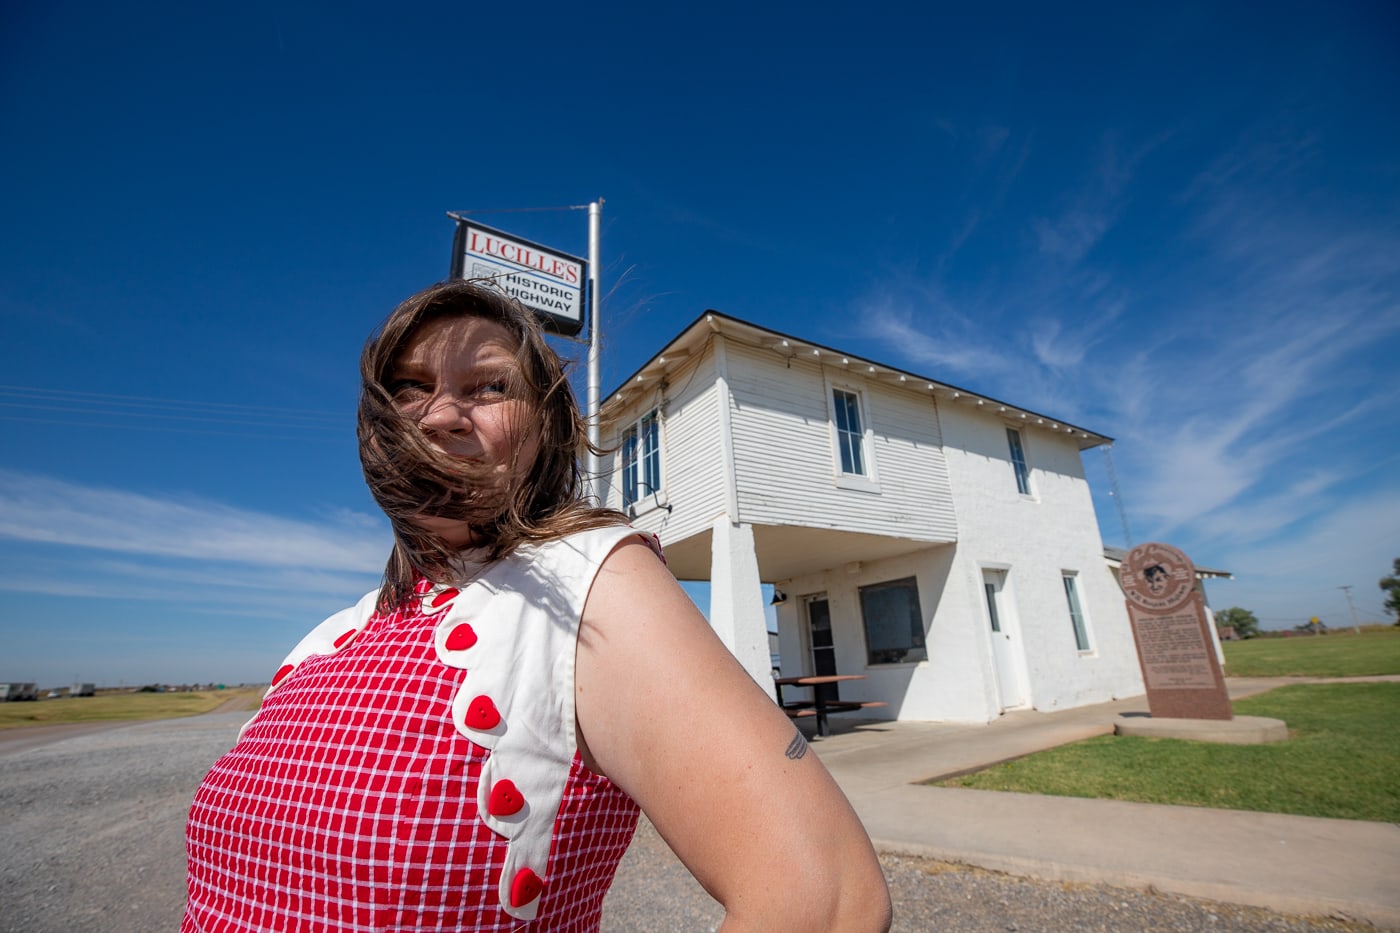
[1120,542,1232,720]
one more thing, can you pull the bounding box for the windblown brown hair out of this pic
[358,280,626,611]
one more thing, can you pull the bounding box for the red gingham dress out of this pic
[183,528,644,932]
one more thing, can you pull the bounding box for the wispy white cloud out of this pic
[938,209,983,271]
[856,117,1400,627]
[1189,469,1347,545]
[1212,490,1400,625]
[861,299,1014,380]
[1028,302,1125,370]
[1182,122,1319,210]
[934,119,1011,163]
[1103,212,1400,538]
[0,466,391,640]
[0,469,388,573]
[1034,208,1115,265]
[927,120,1033,270]
[0,556,377,603]
[1071,112,1400,547]
[1115,309,1394,519]
[0,570,367,621]
[1033,131,1170,266]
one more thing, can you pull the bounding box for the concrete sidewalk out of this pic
[807,679,1400,929]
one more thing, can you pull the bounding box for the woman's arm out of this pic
[575,539,892,932]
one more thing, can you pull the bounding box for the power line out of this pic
[0,401,341,430]
[446,205,590,217]
[0,414,347,443]
[0,385,342,420]
[0,384,348,439]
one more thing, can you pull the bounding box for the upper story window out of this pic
[1006,427,1031,495]
[824,379,880,493]
[620,409,661,510]
[832,388,866,476]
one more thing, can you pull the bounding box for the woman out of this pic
[183,280,891,932]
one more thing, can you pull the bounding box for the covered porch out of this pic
[656,516,952,705]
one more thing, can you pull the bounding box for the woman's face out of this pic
[387,315,541,546]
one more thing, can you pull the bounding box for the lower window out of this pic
[859,577,927,665]
[1063,573,1091,651]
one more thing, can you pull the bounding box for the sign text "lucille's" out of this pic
[452,219,587,336]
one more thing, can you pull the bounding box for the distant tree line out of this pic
[1216,558,1400,639]
[1215,606,1259,639]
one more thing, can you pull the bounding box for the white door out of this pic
[983,570,1027,710]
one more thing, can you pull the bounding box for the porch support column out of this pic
[709,515,775,701]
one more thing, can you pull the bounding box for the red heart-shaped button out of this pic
[271,664,294,687]
[445,622,477,651]
[488,779,525,816]
[464,695,501,730]
[333,628,358,649]
[431,587,460,609]
[509,867,544,908]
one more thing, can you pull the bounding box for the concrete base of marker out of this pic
[1114,714,1288,744]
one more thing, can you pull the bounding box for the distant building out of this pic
[598,312,1145,723]
[0,682,39,702]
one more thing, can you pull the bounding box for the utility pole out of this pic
[444,202,603,500]
[1338,585,1362,634]
[586,199,602,503]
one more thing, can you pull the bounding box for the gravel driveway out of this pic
[0,712,1370,932]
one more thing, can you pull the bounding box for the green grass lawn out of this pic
[1221,627,1400,677]
[939,682,1400,822]
[0,688,260,729]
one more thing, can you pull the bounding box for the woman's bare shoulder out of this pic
[575,539,891,931]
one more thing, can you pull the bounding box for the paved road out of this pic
[0,713,1369,932]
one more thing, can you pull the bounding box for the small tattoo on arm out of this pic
[784,728,808,760]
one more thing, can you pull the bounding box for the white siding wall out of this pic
[724,344,956,542]
[603,326,1141,724]
[600,353,727,547]
[938,404,1143,713]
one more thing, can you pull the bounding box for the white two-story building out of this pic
[597,311,1144,724]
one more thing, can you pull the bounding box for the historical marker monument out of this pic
[1120,542,1233,721]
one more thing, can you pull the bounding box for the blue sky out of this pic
[3,2,1397,686]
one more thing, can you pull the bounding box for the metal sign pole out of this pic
[586,200,602,502]
[446,204,600,497]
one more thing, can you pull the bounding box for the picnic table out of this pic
[773,674,887,737]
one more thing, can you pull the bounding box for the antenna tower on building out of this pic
[1101,446,1133,547]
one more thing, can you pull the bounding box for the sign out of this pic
[450,219,587,336]
[1121,542,1233,720]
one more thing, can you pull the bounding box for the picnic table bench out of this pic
[774,674,887,736]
